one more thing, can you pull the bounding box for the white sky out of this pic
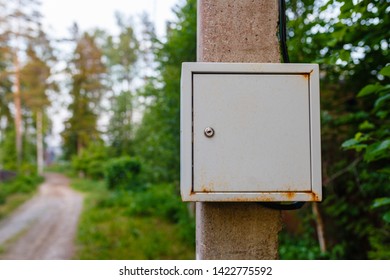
[40,0,181,38]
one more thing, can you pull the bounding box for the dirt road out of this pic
[0,173,83,259]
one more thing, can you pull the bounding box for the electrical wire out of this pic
[279,0,290,63]
[261,202,306,211]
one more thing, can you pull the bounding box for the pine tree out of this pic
[62,27,106,158]
[0,0,44,169]
[20,44,52,174]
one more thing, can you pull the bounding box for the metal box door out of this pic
[181,63,322,202]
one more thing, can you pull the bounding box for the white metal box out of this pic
[180,63,322,202]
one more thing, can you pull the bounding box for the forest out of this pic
[0,0,389,259]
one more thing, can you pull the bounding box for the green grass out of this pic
[72,178,195,259]
[0,175,42,221]
[44,162,73,177]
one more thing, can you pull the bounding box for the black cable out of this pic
[260,201,306,211]
[279,0,290,63]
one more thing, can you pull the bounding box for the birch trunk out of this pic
[13,52,23,169]
[36,110,44,175]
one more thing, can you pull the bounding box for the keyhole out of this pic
[204,127,215,137]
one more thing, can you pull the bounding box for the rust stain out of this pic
[227,197,248,202]
[311,192,320,201]
[302,73,310,80]
[201,187,212,193]
[198,181,216,193]
[281,192,296,200]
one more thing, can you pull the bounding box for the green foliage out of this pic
[72,177,195,259]
[0,0,54,171]
[20,45,51,111]
[279,0,390,259]
[106,90,134,157]
[1,175,42,195]
[0,175,42,219]
[0,128,38,173]
[340,65,390,258]
[71,144,108,179]
[126,183,195,244]
[44,162,72,176]
[62,30,106,159]
[279,230,324,260]
[103,15,142,157]
[0,128,17,170]
[104,156,142,190]
[134,0,196,183]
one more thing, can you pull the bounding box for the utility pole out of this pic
[196,0,283,259]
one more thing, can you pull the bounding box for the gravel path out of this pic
[0,173,83,259]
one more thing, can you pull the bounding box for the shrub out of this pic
[125,183,195,246]
[0,174,43,205]
[71,144,107,179]
[104,156,141,190]
[0,188,6,205]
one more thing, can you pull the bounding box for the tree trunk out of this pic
[36,110,44,175]
[312,203,327,254]
[13,52,23,169]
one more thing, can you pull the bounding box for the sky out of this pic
[40,0,180,38]
[38,0,182,148]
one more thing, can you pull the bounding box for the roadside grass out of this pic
[44,162,73,177]
[72,178,195,259]
[0,175,43,221]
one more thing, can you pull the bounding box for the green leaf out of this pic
[378,85,390,94]
[358,120,375,131]
[340,1,354,13]
[354,132,370,142]
[378,167,390,175]
[354,132,363,141]
[341,138,367,152]
[327,38,338,48]
[372,197,390,208]
[376,110,388,119]
[341,138,358,149]
[379,66,390,77]
[364,139,390,162]
[374,93,390,110]
[339,50,350,61]
[383,212,390,223]
[357,84,382,97]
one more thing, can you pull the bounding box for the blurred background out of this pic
[0,0,389,259]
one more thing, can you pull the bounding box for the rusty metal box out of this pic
[180,63,321,202]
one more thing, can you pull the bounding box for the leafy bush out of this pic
[341,65,390,258]
[127,184,184,221]
[104,156,142,190]
[0,175,43,206]
[0,188,6,205]
[124,183,195,246]
[73,178,195,259]
[71,144,107,179]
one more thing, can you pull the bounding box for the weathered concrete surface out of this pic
[196,0,283,260]
[198,0,280,63]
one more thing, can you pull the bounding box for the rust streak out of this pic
[311,192,320,202]
[302,73,310,80]
[281,192,296,200]
[201,188,212,193]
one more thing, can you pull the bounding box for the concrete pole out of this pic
[196,0,283,260]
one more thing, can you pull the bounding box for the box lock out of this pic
[204,127,215,138]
